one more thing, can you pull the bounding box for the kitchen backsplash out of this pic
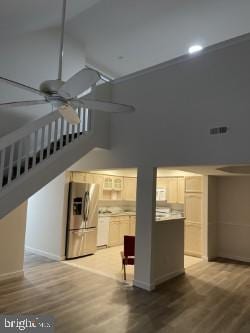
[157,202,184,212]
[98,200,136,212]
[98,201,183,213]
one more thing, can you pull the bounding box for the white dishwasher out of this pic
[97,216,110,247]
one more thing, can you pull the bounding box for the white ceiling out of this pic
[66,0,250,77]
[1,0,250,77]
[0,0,101,39]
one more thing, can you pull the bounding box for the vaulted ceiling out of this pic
[1,0,250,78]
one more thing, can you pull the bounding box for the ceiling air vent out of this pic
[210,126,228,135]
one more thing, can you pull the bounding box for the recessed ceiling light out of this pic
[188,45,203,54]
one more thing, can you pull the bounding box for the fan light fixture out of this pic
[188,45,203,54]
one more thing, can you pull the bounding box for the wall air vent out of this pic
[210,126,228,135]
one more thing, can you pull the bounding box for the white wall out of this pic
[25,173,69,260]
[0,202,27,280]
[72,35,250,170]
[0,28,86,137]
[216,176,250,262]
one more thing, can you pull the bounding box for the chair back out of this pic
[124,235,135,257]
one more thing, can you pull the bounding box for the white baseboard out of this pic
[133,269,185,291]
[0,270,24,282]
[25,246,65,261]
[133,279,155,291]
[218,253,250,263]
[154,269,185,286]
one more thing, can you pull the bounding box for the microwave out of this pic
[156,188,166,201]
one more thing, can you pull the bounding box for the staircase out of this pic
[0,107,109,218]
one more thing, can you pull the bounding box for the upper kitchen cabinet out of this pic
[167,178,178,203]
[156,177,185,204]
[113,177,124,191]
[123,177,137,201]
[71,172,94,183]
[103,176,124,191]
[157,177,168,189]
[156,178,167,201]
[185,176,202,193]
[103,176,113,190]
[177,178,185,204]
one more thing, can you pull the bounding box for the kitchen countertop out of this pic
[99,212,184,222]
[99,212,136,217]
[156,216,185,222]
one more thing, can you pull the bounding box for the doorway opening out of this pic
[64,168,137,285]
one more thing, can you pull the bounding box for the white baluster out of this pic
[66,122,70,145]
[24,136,30,173]
[81,108,86,134]
[53,119,59,154]
[39,126,45,162]
[0,149,6,190]
[60,117,64,149]
[76,108,81,138]
[32,130,38,168]
[85,108,90,132]
[17,139,23,177]
[47,122,52,158]
[7,143,15,184]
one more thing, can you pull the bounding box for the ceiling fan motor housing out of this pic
[40,80,65,95]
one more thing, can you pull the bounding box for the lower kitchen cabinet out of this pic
[119,219,130,243]
[108,221,120,247]
[184,223,202,257]
[108,215,136,247]
[129,216,136,236]
[184,191,203,257]
[167,177,178,203]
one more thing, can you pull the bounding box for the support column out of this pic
[134,166,156,291]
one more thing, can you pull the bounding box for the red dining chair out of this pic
[121,235,135,280]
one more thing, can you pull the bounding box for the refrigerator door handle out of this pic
[85,191,90,221]
[82,192,87,222]
[82,191,90,222]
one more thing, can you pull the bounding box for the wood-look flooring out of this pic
[0,252,250,332]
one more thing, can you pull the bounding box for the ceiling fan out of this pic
[0,0,135,124]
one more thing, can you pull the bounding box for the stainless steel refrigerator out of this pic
[66,182,99,259]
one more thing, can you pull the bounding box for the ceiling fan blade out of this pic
[0,100,48,109]
[0,76,47,97]
[58,68,100,98]
[79,99,135,113]
[58,105,80,124]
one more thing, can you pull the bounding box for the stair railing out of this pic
[0,107,90,191]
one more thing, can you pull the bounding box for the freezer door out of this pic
[66,229,85,259]
[66,228,97,259]
[82,184,99,229]
[82,228,97,255]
